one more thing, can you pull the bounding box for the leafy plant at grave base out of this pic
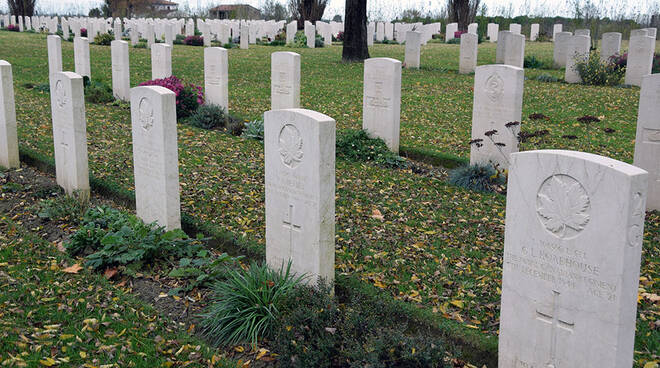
[446,37,460,44]
[184,35,203,46]
[271,283,448,367]
[274,30,286,43]
[524,55,545,69]
[133,42,147,48]
[575,52,625,86]
[536,31,551,42]
[93,32,113,46]
[37,192,89,224]
[288,30,307,48]
[226,119,245,136]
[335,31,344,41]
[454,30,465,39]
[187,104,228,130]
[222,42,238,49]
[7,24,19,32]
[449,163,506,193]
[242,117,264,140]
[139,75,204,118]
[80,28,87,37]
[168,250,243,294]
[173,34,185,45]
[83,76,115,104]
[535,73,559,82]
[315,34,325,47]
[200,261,306,346]
[65,205,206,272]
[336,129,407,168]
[611,52,660,74]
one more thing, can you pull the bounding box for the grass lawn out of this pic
[0,30,658,366]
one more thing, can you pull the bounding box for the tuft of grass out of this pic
[242,118,264,140]
[336,129,407,168]
[187,104,227,130]
[37,191,89,224]
[200,262,306,346]
[448,163,505,193]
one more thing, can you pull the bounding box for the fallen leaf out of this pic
[103,267,118,279]
[371,208,384,221]
[62,264,82,274]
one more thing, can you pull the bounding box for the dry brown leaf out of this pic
[62,263,83,274]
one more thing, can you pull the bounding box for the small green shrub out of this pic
[226,119,245,136]
[574,52,625,86]
[200,262,305,346]
[133,42,147,48]
[336,129,407,168]
[242,118,264,140]
[535,74,559,82]
[38,192,89,224]
[524,55,546,69]
[83,77,115,104]
[168,251,242,294]
[174,34,186,44]
[93,32,114,46]
[446,37,460,44]
[187,104,227,130]
[449,163,506,193]
[222,42,238,49]
[288,30,307,48]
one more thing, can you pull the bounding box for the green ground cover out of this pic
[0,30,658,366]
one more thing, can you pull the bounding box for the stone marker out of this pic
[600,32,622,62]
[625,35,656,87]
[113,18,121,40]
[286,21,296,44]
[264,108,335,286]
[49,72,90,197]
[553,23,563,41]
[271,51,300,110]
[487,23,499,42]
[642,27,657,39]
[146,23,155,49]
[467,23,478,35]
[0,61,18,169]
[404,31,421,69]
[459,32,478,74]
[553,32,573,68]
[497,31,525,68]
[73,37,91,79]
[362,57,401,153]
[111,40,130,101]
[509,23,521,34]
[495,31,511,63]
[151,43,172,80]
[530,23,539,41]
[367,22,375,46]
[445,22,458,42]
[470,65,523,169]
[376,22,384,41]
[634,74,660,211]
[575,28,591,36]
[565,35,591,84]
[204,47,229,111]
[47,35,62,76]
[130,86,181,230]
[305,22,315,48]
[499,149,648,368]
[240,24,248,49]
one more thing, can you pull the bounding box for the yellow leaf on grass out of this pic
[373,281,386,289]
[39,358,56,366]
[450,300,464,308]
[255,348,269,360]
[62,264,83,274]
[643,362,658,368]
[79,351,87,358]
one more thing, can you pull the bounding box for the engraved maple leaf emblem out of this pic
[278,124,303,168]
[537,175,590,238]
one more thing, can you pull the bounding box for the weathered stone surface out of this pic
[204,47,229,110]
[362,57,401,153]
[633,74,660,211]
[624,35,656,87]
[600,32,622,62]
[73,37,91,78]
[565,35,591,84]
[0,61,18,169]
[111,40,130,101]
[151,43,172,80]
[271,51,300,110]
[47,35,62,76]
[459,32,478,74]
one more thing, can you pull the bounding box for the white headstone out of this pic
[575,28,591,37]
[376,22,384,41]
[264,108,335,286]
[305,22,315,48]
[151,43,172,80]
[509,23,521,34]
[487,23,499,42]
[553,23,563,41]
[553,32,573,68]
[130,86,181,230]
[384,21,393,40]
[146,23,155,49]
[499,149,648,368]
[565,35,591,84]
[73,37,91,79]
[0,61,18,169]
[634,74,660,210]
[185,18,194,37]
[47,35,63,76]
[367,22,375,46]
[446,22,458,42]
[459,32,478,74]
[624,35,656,87]
[286,21,297,44]
[470,65,523,169]
[600,32,622,62]
[362,57,401,153]
[642,27,657,39]
[113,18,122,40]
[271,51,300,110]
[468,23,478,35]
[204,47,229,111]
[111,40,130,101]
[497,31,525,68]
[240,24,248,49]
[530,23,540,41]
[404,31,421,69]
[49,72,90,197]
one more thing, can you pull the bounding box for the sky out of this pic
[1,0,658,21]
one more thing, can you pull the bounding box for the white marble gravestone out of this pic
[73,37,91,79]
[113,18,122,40]
[264,108,335,286]
[509,23,521,34]
[362,58,401,153]
[240,24,248,49]
[445,22,458,42]
[499,149,648,368]
[367,22,375,46]
[487,23,499,42]
[497,31,525,68]
[530,23,540,41]
[146,23,155,49]
[633,74,660,211]
[286,21,297,44]
[624,35,656,87]
[495,31,511,63]
[151,43,172,80]
[575,28,591,37]
[600,32,622,62]
[553,23,563,41]
[271,51,300,110]
[305,22,315,48]
[565,35,591,84]
[111,40,130,101]
[130,86,181,230]
[0,61,18,169]
[553,32,573,68]
[376,22,384,41]
[47,35,63,76]
[459,32,478,74]
[404,31,421,69]
[204,47,229,111]
[467,23,478,35]
[470,65,523,169]
[49,72,90,197]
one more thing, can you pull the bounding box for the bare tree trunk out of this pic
[342,0,369,62]
[8,0,37,17]
[289,0,328,29]
[447,0,480,31]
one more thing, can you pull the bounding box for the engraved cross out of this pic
[536,290,574,368]
[282,204,302,254]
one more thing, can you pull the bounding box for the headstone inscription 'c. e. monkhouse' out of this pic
[151,43,172,80]
[0,61,19,169]
[130,86,181,230]
[470,64,523,169]
[499,149,648,368]
[111,40,130,101]
[49,72,90,197]
[271,51,301,110]
[633,74,660,211]
[204,47,229,111]
[264,108,335,287]
[362,57,401,153]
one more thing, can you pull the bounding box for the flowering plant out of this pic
[7,24,19,32]
[80,28,87,37]
[139,76,204,118]
[454,30,465,38]
[184,35,203,46]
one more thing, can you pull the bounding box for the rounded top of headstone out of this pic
[111,39,128,46]
[47,34,61,40]
[365,57,402,67]
[512,150,648,177]
[0,60,10,67]
[131,85,176,99]
[272,51,300,58]
[52,71,83,81]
